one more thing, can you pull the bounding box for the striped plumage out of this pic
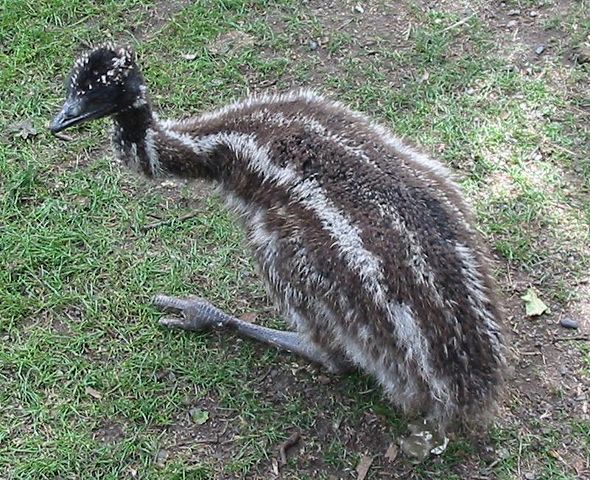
[51,45,506,430]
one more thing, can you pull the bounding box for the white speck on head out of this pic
[132,97,147,108]
[112,56,127,69]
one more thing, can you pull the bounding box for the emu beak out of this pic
[50,98,85,133]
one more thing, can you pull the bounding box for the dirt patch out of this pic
[484,1,580,69]
[501,291,589,475]
[93,420,127,444]
[154,396,240,474]
[131,0,194,41]
[252,0,417,93]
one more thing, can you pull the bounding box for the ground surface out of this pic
[1,0,589,478]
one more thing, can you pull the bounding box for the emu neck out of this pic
[114,104,153,145]
[112,104,158,177]
[112,103,230,180]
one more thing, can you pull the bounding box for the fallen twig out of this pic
[142,212,199,231]
[483,457,503,473]
[553,336,589,343]
[53,132,74,141]
[174,436,220,448]
[337,18,354,31]
[550,142,582,159]
[440,14,476,33]
[404,22,412,41]
[278,431,301,466]
[356,455,374,480]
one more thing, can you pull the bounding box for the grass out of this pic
[1,0,589,478]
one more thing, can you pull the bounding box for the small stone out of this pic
[535,45,545,55]
[529,10,539,17]
[384,443,399,462]
[559,317,579,329]
[155,449,168,466]
[507,9,521,16]
[85,386,102,400]
[507,20,518,28]
[574,45,590,65]
[308,40,319,51]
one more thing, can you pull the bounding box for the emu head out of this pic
[50,45,145,133]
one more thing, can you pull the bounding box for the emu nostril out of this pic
[49,99,83,133]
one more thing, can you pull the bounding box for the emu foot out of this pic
[152,294,354,374]
[153,295,228,332]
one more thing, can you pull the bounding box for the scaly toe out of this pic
[152,294,191,313]
[158,316,186,329]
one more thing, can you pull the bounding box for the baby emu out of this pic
[51,45,506,431]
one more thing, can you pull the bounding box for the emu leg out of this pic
[153,295,352,374]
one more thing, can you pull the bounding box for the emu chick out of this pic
[50,45,506,430]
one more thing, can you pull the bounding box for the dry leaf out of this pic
[208,31,255,56]
[278,431,301,466]
[521,288,549,317]
[240,312,258,323]
[7,119,38,140]
[85,386,102,399]
[384,442,399,462]
[430,436,449,455]
[356,455,374,480]
[189,408,209,425]
[271,457,280,475]
[548,449,562,460]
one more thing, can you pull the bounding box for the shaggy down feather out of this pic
[62,45,507,429]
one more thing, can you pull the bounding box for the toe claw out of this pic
[153,294,189,312]
[154,295,225,332]
[159,316,185,329]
